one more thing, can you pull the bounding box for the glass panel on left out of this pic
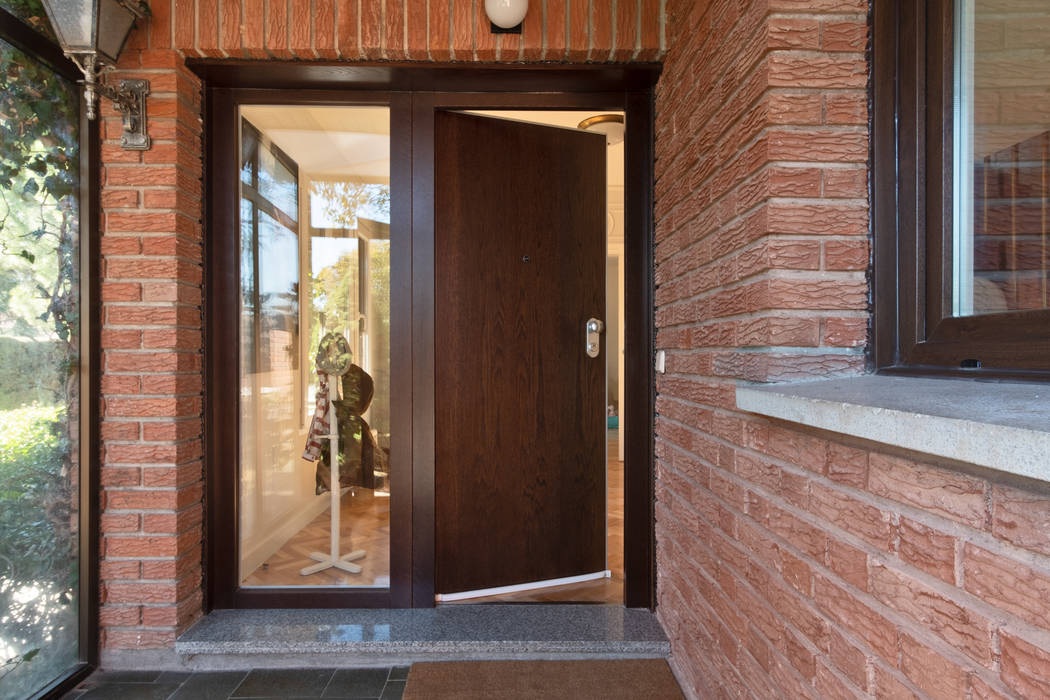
[238,106,391,588]
[0,38,81,698]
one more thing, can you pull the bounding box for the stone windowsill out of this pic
[735,375,1050,483]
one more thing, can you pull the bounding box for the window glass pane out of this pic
[0,37,81,698]
[954,0,1050,316]
[0,0,58,42]
[238,106,391,589]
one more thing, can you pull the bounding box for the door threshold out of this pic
[435,571,611,603]
[160,605,668,671]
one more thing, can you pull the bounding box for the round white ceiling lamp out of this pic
[485,0,528,29]
[577,114,625,146]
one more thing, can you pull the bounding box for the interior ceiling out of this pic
[240,105,390,180]
[239,107,625,239]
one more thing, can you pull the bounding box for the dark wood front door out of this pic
[434,111,607,596]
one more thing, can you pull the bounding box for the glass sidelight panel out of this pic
[0,36,82,698]
[238,106,391,588]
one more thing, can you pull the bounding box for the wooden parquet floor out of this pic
[242,486,391,587]
[241,432,623,602]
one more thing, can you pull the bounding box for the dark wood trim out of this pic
[202,65,660,610]
[624,88,656,610]
[389,92,414,608]
[409,93,436,607]
[37,663,94,700]
[204,86,239,610]
[187,60,661,94]
[80,92,101,670]
[873,0,1050,376]
[409,89,657,609]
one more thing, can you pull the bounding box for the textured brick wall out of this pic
[654,1,1050,699]
[98,49,205,651]
[97,1,664,654]
[139,0,662,61]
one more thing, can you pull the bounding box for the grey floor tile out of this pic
[232,669,335,698]
[323,668,389,698]
[78,682,182,700]
[170,671,249,699]
[87,671,164,683]
[379,681,405,700]
[387,667,410,681]
[156,671,193,683]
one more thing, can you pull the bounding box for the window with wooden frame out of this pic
[873,0,1050,378]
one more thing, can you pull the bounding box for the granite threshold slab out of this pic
[173,605,669,668]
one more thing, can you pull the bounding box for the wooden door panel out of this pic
[435,112,607,595]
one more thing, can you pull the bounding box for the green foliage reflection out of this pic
[0,37,80,700]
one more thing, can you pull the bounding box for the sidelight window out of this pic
[0,4,93,696]
[237,106,392,590]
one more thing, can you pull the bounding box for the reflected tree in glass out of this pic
[0,37,81,699]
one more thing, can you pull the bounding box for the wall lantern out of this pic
[485,0,527,33]
[40,0,152,150]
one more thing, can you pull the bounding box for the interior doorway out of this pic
[432,110,627,605]
[201,69,657,611]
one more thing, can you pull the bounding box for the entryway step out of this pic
[175,605,668,668]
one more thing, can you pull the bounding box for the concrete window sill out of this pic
[735,375,1050,483]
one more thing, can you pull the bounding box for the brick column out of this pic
[98,47,204,653]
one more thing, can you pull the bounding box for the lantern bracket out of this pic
[71,55,151,150]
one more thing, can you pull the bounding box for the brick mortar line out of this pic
[659,535,813,700]
[657,487,881,694]
[657,309,871,327]
[720,424,1050,571]
[660,128,869,232]
[104,438,203,446]
[658,491,1002,700]
[654,270,866,314]
[656,146,857,241]
[655,231,868,290]
[655,571,760,698]
[658,421,1050,640]
[661,347,864,359]
[661,11,771,138]
[765,11,868,21]
[101,207,204,216]
[657,464,1009,687]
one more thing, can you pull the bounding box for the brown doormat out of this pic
[402,658,686,700]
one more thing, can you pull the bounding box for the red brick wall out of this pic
[654,1,1050,699]
[97,1,664,654]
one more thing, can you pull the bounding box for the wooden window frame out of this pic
[872,0,1050,379]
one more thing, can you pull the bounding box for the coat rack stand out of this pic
[301,370,366,577]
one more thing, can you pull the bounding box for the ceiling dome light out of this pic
[485,0,528,29]
[577,114,625,146]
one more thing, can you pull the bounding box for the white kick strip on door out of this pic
[434,570,611,603]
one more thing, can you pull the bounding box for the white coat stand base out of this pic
[300,382,367,578]
[300,548,367,575]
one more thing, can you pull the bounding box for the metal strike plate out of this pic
[585,317,604,358]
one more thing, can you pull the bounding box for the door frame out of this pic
[196,63,659,610]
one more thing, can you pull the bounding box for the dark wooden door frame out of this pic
[409,89,656,608]
[197,64,659,611]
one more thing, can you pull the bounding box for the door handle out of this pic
[585,318,604,358]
